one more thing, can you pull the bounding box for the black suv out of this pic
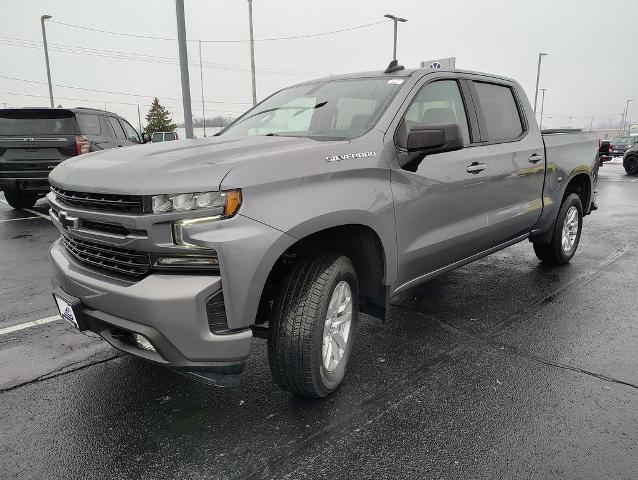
[0,107,150,209]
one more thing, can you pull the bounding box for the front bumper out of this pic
[50,238,253,375]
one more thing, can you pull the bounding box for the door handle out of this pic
[528,154,543,164]
[466,162,487,174]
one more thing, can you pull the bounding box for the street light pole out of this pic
[40,15,54,108]
[175,0,194,139]
[384,14,407,61]
[247,0,257,106]
[533,52,548,116]
[621,99,634,133]
[199,40,206,137]
[539,88,547,130]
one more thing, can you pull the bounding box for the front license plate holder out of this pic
[52,289,88,331]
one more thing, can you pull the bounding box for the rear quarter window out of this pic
[474,82,524,142]
[76,113,101,135]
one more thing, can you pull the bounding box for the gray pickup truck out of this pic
[48,66,598,397]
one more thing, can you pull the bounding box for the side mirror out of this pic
[141,132,151,144]
[407,123,464,153]
[399,123,464,170]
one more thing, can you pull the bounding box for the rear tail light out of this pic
[75,135,90,155]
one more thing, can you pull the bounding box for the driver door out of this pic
[392,78,493,290]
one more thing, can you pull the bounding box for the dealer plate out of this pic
[54,295,79,329]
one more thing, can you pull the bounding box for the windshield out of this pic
[222,77,404,140]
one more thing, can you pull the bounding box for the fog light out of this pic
[134,333,156,352]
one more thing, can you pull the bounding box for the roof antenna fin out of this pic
[384,59,405,74]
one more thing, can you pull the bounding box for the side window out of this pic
[99,116,114,137]
[107,116,126,139]
[75,114,101,135]
[164,132,177,141]
[152,132,164,142]
[119,119,141,143]
[473,82,524,142]
[401,80,471,146]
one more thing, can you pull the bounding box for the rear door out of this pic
[75,112,116,151]
[106,116,128,147]
[468,78,545,243]
[0,109,78,184]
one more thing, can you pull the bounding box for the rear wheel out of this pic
[268,253,358,398]
[533,193,583,265]
[3,190,38,209]
[624,154,638,175]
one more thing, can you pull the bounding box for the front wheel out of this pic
[533,193,583,265]
[268,253,358,398]
[3,190,38,209]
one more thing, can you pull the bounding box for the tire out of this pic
[268,253,359,398]
[3,190,38,209]
[624,155,638,175]
[533,193,583,265]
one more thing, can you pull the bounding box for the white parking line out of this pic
[22,208,51,220]
[0,216,40,223]
[0,315,61,336]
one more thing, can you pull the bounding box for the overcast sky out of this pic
[1,0,635,130]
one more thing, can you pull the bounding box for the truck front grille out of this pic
[63,235,151,277]
[52,186,145,213]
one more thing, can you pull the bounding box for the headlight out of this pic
[150,190,241,217]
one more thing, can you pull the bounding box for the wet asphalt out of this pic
[0,163,637,479]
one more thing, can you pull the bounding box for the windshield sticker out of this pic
[387,79,404,84]
[326,152,376,162]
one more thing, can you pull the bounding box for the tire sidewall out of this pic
[555,194,583,262]
[313,262,358,395]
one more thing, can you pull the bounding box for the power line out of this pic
[48,19,388,43]
[0,36,320,76]
[0,91,247,113]
[0,74,252,105]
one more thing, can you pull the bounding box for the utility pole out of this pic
[384,14,408,61]
[175,0,194,139]
[568,116,573,128]
[199,40,206,137]
[137,104,142,133]
[589,117,594,132]
[533,52,548,115]
[539,88,547,130]
[247,0,257,106]
[40,15,54,108]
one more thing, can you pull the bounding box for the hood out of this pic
[48,135,334,195]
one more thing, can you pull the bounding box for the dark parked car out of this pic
[0,107,149,209]
[608,135,638,157]
[623,144,638,175]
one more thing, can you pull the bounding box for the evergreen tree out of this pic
[144,98,177,134]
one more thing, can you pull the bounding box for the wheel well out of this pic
[256,225,387,324]
[564,173,591,212]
